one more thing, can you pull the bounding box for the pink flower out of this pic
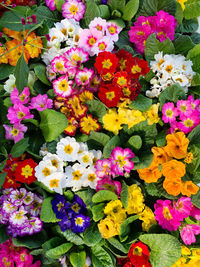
[89,17,107,34]
[79,28,103,56]
[7,104,33,124]
[91,36,114,55]
[187,95,200,111]
[29,94,53,111]
[168,120,179,134]
[51,55,68,75]
[154,200,181,231]
[162,102,178,123]
[75,68,94,86]
[62,0,85,22]
[173,197,192,221]
[13,249,33,267]
[180,224,200,245]
[105,22,122,42]
[10,87,30,105]
[0,253,14,267]
[190,205,200,220]
[3,123,27,143]
[95,159,113,178]
[45,0,56,11]
[96,177,121,196]
[53,75,73,97]
[110,147,134,176]
[178,113,200,134]
[177,100,192,116]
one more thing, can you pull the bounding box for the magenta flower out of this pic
[10,87,30,105]
[96,177,121,196]
[62,0,85,22]
[7,104,34,124]
[75,68,94,86]
[173,197,192,221]
[178,113,200,134]
[190,205,200,220]
[3,123,27,143]
[110,147,134,176]
[51,55,68,75]
[95,159,113,178]
[29,94,53,111]
[177,100,192,116]
[187,95,200,111]
[154,200,181,231]
[53,75,73,98]
[162,102,178,123]
[180,224,200,245]
[45,0,56,11]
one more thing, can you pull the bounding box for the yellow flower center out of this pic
[165,65,173,73]
[42,167,51,177]
[184,152,193,164]
[11,128,19,136]
[58,80,69,92]
[64,144,73,154]
[88,37,96,46]
[96,25,102,31]
[106,91,115,100]
[55,62,64,71]
[163,207,172,220]
[72,170,82,180]
[75,217,84,226]
[20,94,26,101]
[157,59,164,68]
[21,165,33,178]
[61,28,67,36]
[3,258,11,266]
[49,179,59,188]
[131,65,142,74]
[71,203,80,213]
[88,174,96,182]
[117,76,127,86]
[69,4,78,15]
[80,75,88,84]
[176,78,183,83]
[82,155,90,163]
[122,87,131,97]
[57,202,64,211]
[18,111,25,119]
[102,59,112,69]
[137,31,145,36]
[108,26,116,34]
[20,253,26,262]
[116,155,126,168]
[166,109,173,117]
[184,119,193,127]
[180,105,186,111]
[133,246,143,256]
[72,54,81,62]
[51,159,58,168]
[98,42,106,50]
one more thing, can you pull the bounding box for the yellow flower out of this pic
[104,200,127,223]
[177,0,187,10]
[79,115,100,135]
[79,90,94,103]
[102,108,126,135]
[126,184,145,215]
[139,206,157,232]
[25,32,43,58]
[144,104,160,125]
[184,152,193,164]
[171,257,187,267]
[98,217,118,239]
[192,249,200,256]
[0,47,8,64]
[117,99,132,109]
[118,108,145,129]
[181,246,191,256]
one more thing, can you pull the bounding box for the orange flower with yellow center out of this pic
[0,47,8,64]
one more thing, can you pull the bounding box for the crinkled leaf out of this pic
[83,0,100,27]
[156,130,167,147]
[134,151,153,169]
[76,188,95,208]
[120,181,129,208]
[176,18,198,33]
[99,5,110,19]
[127,135,142,152]
[46,243,73,259]
[188,124,200,144]
[88,131,110,147]
[175,2,183,25]
[139,0,177,16]
[184,0,200,19]
[103,136,121,158]
[43,237,64,251]
[83,222,102,246]
[56,226,84,245]
[119,215,139,242]
[0,172,7,189]
[55,0,65,12]
[187,145,200,173]
[40,197,60,223]
[159,84,186,107]
[91,245,114,267]
[129,94,152,112]
[34,64,51,86]
[70,249,86,267]
[109,0,125,12]
[86,99,106,122]
[174,34,195,56]
[191,73,200,86]
[186,43,200,73]
[0,64,15,80]
[92,190,118,203]
[122,0,139,21]
[0,225,9,244]
[91,203,105,222]
[107,237,129,254]
[191,190,200,209]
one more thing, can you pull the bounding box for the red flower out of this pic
[14,159,37,184]
[126,57,150,79]
[113,71,130,88]
[116,49,132,71]
[94,51,119,74]
[66,95,88,120]
[2,170,20,189]
[118,257,133,267]
[64,117,78,136]
[122,79,141,101]
[98,83,122,107]
[100,70,115,82]
[128,241,151,267]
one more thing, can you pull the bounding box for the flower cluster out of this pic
[172,246,200,267]
[137,131,199,197]
[0,239,41,267]
[0,27,43,66]
[118,241,152,267]
[94,50,149,107]
[95,146,135,196]
[162,95,200,134]
[1,156,37,188]
[0,188,43,237]
[79,17,122,56]
[51,194,90,233]
[4,86,52,143]
[35,137,102,193]
[129,11,177,54]
[147,52,196,97]
[154,197,200,245]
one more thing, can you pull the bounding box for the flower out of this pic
[151,146,171,164]
[10,87,30,105]
[126,185,145,215]
[56,137,80,162]
[162,160,186,179]
[145,103,160,125]
[91,36,114,55]
[29,94,53,111]
[126,57,150,79]
[65,163,87,191]
[42,172,67,194]
[96,177,122,196]
[98,217,118,238]
[104,200,127,223]
[7,104,33,124]
[180,224,200,245]
[53,75,73,97]
[137,160,162,183]
[105,22,122,42]
[51,55,68,74]
[163,177,182,196]
[128,241,151,267]
[139,206,157,232]
[64,117,78,136]
[3,123,27,143]
[94,51,119,74]
[177,0,187,10]
[72,214,90,233]
[51,194,67,219]
[45,0,56,11]
[15,159,37,184]
[102,108,126,135]
[181,181,199,197]
[62,0,85,22]
[79,115,101,135]
[89,17,107,34]
[162,102,178,123]
[173,197,192,220]
[4,74,16,93]
[98,83,122,107]
[75,68,94,86]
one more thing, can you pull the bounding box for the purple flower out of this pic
[180,224,200,245]
[10,87,30,105]
[101,0,107,4]
[3,123,27,143]
[69,195,87,216]
[58,215,72,232]
[7,104,33,124]
[71,214,90,233]
[29,94,53,111]
[51,194,67,219]
[30,195,43,216]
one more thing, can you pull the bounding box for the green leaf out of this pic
[145,34,175,61]
[35,6,58,28]
[91,245,114,267]
[119,215,139,242]
[191,73,200,86]
[134,151,153,169]
[55,0,65,12]
[0,64,15,80]
[83,0,100,27]
[191,190,200,209]
[156,130,167,147]
[109,0,125,12]
[129,94,152,112]
[34,64,51,86]
[40,197,60,223]
[190,33,200,44]
[120,181,129,209]
[91,203,105,222]
[139,234,181,267]
[108,19,125,28]
[88,131,110,146]
[10,138,29,157]
[14,55,29,93]
[70,249,86,267]
[122,0,139,21]
[39,109,68,142]
[43,237,64,251]
[145,182,160,197]
[86,99,106,122]
[99,5,110,19]
[188,124,200,144]
[76,188,95,208]
[0,225,9,244]
[92,190,118,203]
[46,243,73,259]
[103,136,121,158]
[186,43,200,73]
[107,237,129,254]
[158,84,186,107]
[83,222,102,246]
[127,135,142,152]
[115,30,133,50]
[176,18,198,33]
[0,172,7,189]
[187,145,200,173]
[139,0,177,16]
[175,2,183,25]
[56,226,84,245]
[174,34,195,56]
[184,0,200,19]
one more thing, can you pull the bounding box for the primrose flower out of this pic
[91,36,114,55]
[53,75,73,97]
[45,0,56,11]
[162,102,178,123]
[178,114,200,134]
[173,197,192,220]
[105,22,122,42]
[180,224,200,245]
[56,137,80,162]
[3,123,27,143]
[89,17,107,34]
[95,159,113,178]
[75,68,94,86]
[7,104,33,124]
[10,87,30,105]
[65,163,87,191]
[51,55,68,74]
[62,0,85,21]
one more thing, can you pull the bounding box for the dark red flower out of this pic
[116,49,132,71]
[126,57,150,79]
[94,51,119,75]
[14,159,37,184]
[2,170,20,189]
[121,79,141,101]
[128,241,151,267]
[98,83,122,107]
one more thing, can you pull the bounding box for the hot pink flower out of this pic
[62,0,85,21]
[51,55,68,75]
[29,94,53,111]
[95,159,113,178]
[45,0,56,11]
[190,205,200,220]
[177,100,192,116]
[178,113,200,134]
[180,224,200,245]
[53,75,73,97]
[96,177,121,196]
[10,87,30,105]
[154,200,181,231]
[75,68,94,86]
[187,95,200,111]
[162,102,178,123]
[7,104,33,124]
[173,197,192,221]
[3,123,27,143]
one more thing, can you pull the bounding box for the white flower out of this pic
[91,36,114,55]
[42,172,67,194]
[150,51,165,73]
[65,163,87,191]
[42,46,61,65]
[2,201,18,214]
[35,159,57,182]
[84,167,98,189]
[90,149,102,167]
[56,137,80,162]
[172,74,189,87]
[43,153,64,172]
[4,74,16,93]
[77,151,94,167]
[39,143,49,157]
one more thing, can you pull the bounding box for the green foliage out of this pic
[122,0,139,21]
[55,0,65,12]
[91,245,114,267]
[158,84,186,107]
[39,109,68,142]
[83,0,100,27]
[109,0,125,12]
[174,34,195,56]
[120,181,129,208]
[76,188,95,208]
[10,138,29,157]
[156,130,167,147]
[43,237,64,251]
[40,197,60,223]
[134,151,153,169]
[0,172,7,189]
[99,5,110,19]
[86,99,107,122]
[0,64,15,80]
[91,203,105,222]
[186,43,200,73]
[129,94,152,112]
[0,225,9,244]
[145,34,175,61]
[88,131,110,147]
[176,18,198,33]
[83,222,102,246]
[92,190,118,203]
[187,145,200,173]
[127,135,142,152]
[184,0,200,19]
[107,237,129,254]
[56,226,84,245]
[46,243,73,259]
[139,0,177,16]
[103,136,121,158]
[34,64,51,86]
[188,124,200,144]
[139,234,181,267]
[119,215,139,242]
[175,2,183,25]
[14,55,29,93]
[70,249,86,267]
[191,190,200,209]
[191,73,200,86]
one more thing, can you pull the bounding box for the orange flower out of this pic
[181,181,199,197]
[25,32,43,58]
[165,131,189,159]
[162,160,186,179]
[0,47,8,64]
[3,28,28,41]
[137,160,162,183]
[163,177,182,196]
[6,39,30,66]
[151,146,171,164]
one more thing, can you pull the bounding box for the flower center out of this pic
[133,246,143,256]
[21,165,33,178]
[72,170,82,180]
[49,179,59,188]
[64,144,73,154]
[163,207,172,220]
[69,4,78,15]
[42,167,51,177]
